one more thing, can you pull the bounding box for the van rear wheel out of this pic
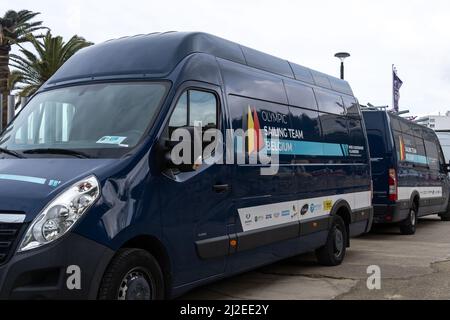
[98,248,164,300]
[440,201,450,221]
[399,205,417,235]
[315,215,347,266]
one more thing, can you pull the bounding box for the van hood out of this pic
[0,158,119,222]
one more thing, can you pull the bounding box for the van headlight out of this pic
[18,176,100,252]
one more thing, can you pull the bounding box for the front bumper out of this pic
[0,233,114,300]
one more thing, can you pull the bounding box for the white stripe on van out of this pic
[238,191,371,232]
[398,187,443,201]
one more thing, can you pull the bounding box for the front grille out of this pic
[0,223,24,265]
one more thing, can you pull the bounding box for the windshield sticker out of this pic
[48,180,62,188]
[97,136,127,145]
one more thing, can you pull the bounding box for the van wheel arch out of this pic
[329,200,352,247]
[410,192,420,212]
[118,235,172,299]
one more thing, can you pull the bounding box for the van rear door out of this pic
[363,112,393,204]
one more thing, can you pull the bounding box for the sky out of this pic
[4,0,450,117]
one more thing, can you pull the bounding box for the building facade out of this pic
[416,112,450,131]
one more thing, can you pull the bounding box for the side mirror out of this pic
[163,126,201,173]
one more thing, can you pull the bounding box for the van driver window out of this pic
[169,90,217,130]
[169,93,188,128]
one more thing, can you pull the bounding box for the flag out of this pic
[393,69,403,112]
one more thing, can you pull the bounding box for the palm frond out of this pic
[8,31,93,96]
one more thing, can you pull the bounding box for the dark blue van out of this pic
[363,110,450,234]
[0,32,372,299]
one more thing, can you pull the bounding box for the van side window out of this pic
[402,134,420,164]
[169,90,217,130]
[314,89,346,115]
[284,80,318,110]
[389,116,402,132]
[414,137,427,166]
[169,92,188,128]
[342,96,360,117]
[289,106,321,141]
[393,130,403,161]
[189,91,217,128]
[425,139,440,171]
[400,119,413,135]
[349,118,367,159]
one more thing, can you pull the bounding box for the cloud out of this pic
[4,0,450,116]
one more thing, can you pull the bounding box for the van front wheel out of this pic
[98,249,164,300]
[315,215,347,266]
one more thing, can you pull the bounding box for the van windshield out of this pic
[0,82,168,158]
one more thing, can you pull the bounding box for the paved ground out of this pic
[182,215,450,300]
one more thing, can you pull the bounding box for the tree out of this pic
[10,31,93,97]
[0,10,46,126]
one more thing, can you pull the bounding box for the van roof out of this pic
[362,109,435,135]
[45,32,353,96]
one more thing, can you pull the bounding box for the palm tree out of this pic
[0,9,46,126]
[10,31,93,97]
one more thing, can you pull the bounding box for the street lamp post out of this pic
[334,52,351,80]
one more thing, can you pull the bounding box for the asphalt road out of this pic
[182,215,450,300]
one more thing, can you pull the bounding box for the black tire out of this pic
[98,248,164,300]
[315,215,347,266]
[399,205,417,235]
[440,201,450,221]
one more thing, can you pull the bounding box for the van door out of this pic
[437,142,450,211]
[425,134,450,212]
[157,84,231,286]
[362,112,393,205]
[226,95,297,272]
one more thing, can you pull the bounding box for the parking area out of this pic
[183,215,450,300]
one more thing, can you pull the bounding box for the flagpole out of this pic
[392,64,395,111]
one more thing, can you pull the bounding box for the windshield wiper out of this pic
[22,148,91,159]
[0,147,25,159]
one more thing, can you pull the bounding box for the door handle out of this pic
[213,184,230,193]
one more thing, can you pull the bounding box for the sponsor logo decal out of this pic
[247,107,265,154]
[323,200,333,212]
[291,205,299,218]
[244,214,252,225]
[255,215,264,223]
[265,214,273,220]
[310,203,322,213]
[300,204,309,216]
[274,212,281,218]
[281,210,290,217]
